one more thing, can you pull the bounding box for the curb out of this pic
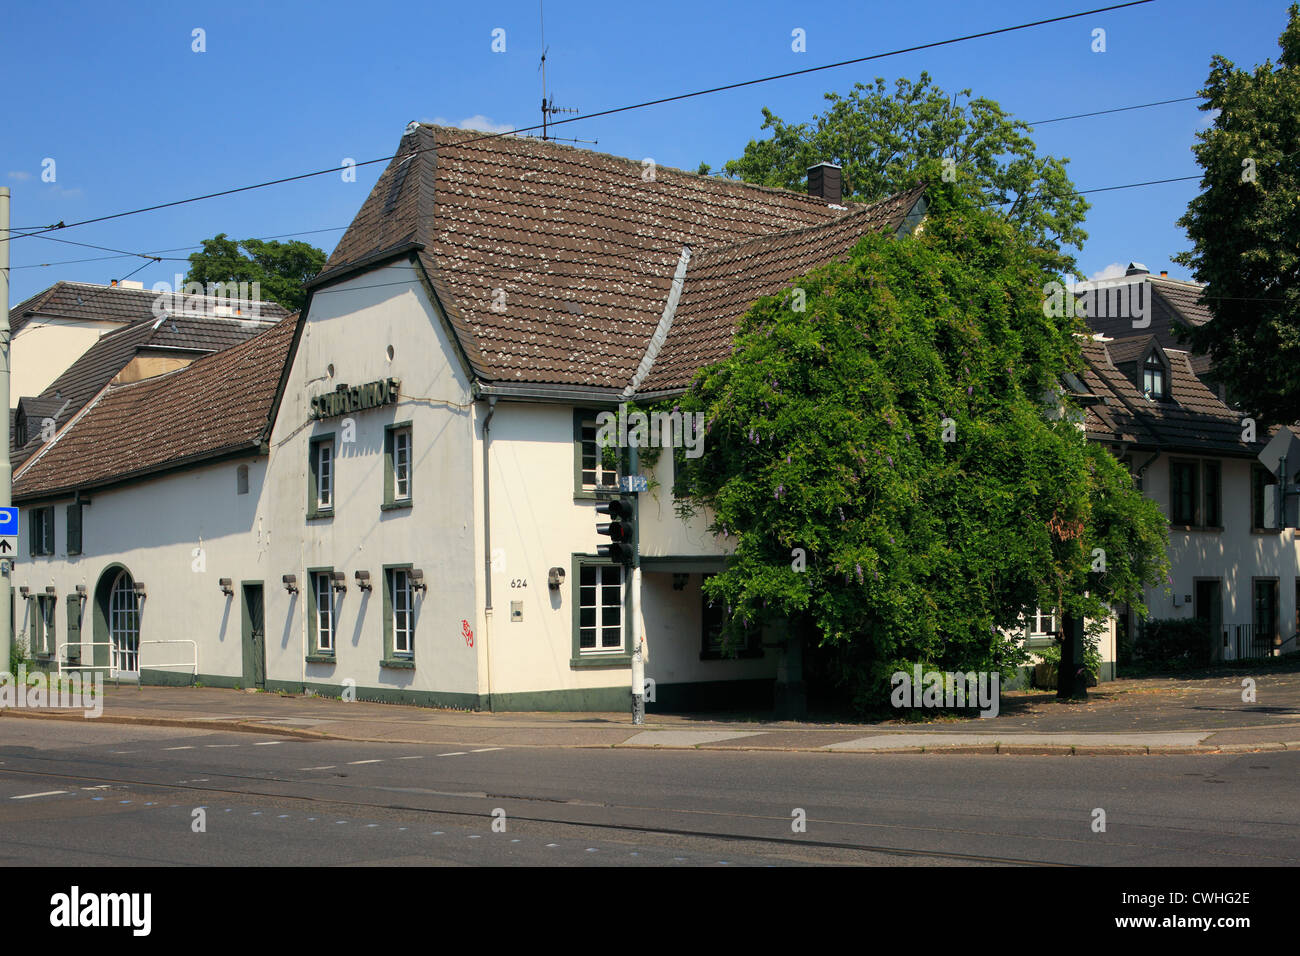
[2,708,1294,755]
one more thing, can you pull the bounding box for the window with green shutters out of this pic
[66,503,83,555]
[65,593,82,663]
[381,565,416,667]
[28,507,54,556]
[307,435,335,519]
[30,596,55,657]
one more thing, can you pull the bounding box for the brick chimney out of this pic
[807,163,843,203]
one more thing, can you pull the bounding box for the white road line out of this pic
[206,744,239,748]
[253,741,283,746]
[469,748,503,753]
[397,755,424,760]
[299,766,335,771]
[110,750,138,754]
[163,746,194,751]
[347,759,383,765]
[438,752,467,757]
[12,791,68,800]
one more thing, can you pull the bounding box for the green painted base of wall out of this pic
[489,686,630,712]
[142,669,241,689]
[647,678,774,713]
[264,678,481,711]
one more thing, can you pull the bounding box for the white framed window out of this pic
[109,572,140,673]
[313,572,334,652]
[391,568,413,655]
[1143,354,1166,399]
[315,441,333,510]
[393,428,411,500]
[579,417,618,491]
[578,564,624,653]
[1029,607,1057,638]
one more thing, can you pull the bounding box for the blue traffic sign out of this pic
[0,508,16,536]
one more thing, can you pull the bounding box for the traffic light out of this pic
[596,497,635,564]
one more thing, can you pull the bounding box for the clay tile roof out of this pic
[1080,337,1260,456]
[9,313,280,466]
[639,186,926,392]
[323,125,924,390]
[14,315,300,501]
[9,280,289,335]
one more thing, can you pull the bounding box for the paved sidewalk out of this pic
[2,666,1298,754]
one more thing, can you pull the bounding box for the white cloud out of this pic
[7,171,32,181]
[1088,262,1128,281]
[1200,107,1220,129]
[424,115,515,134]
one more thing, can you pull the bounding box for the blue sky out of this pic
[3,0,1294,304]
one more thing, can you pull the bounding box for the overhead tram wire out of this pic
[2,0,1154,243]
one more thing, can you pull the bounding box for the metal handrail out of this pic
[138,640,198,676]
[56,641,119,679]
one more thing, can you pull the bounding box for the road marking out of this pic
[469,748,503,753]
[438,752,467,757]
[110,750,138,754]
[299,766,335,771]
[206,744,239,748]
[253,741,283,746]
[397,755,424,760]
[83,786,109,791]
[347,759,383,765]
[163,746,194,751]
[12,790,68,800]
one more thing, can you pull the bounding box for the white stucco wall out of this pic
[11,318,119,405]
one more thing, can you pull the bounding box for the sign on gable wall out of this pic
[310,378,401,420]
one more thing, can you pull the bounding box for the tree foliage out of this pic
[1174,4,1300,427]
[185,234,327,313]
[674,176,1168,712]
[723,73,1089,275]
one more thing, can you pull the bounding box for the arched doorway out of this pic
[94,565,141,677]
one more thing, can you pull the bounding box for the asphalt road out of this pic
[1,720,1296,866]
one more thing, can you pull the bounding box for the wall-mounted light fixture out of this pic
[132,582,147,598]
[219,578,234,596]
[355,570,372,592]
[283,574,298,594]
[409,569,427,592]
[75,584,87,598]
[548,567,566,590]
[330,571,347,593]
[19,586,29,598]
[45,585,56,596]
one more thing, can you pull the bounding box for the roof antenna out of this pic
[536,1,596,145]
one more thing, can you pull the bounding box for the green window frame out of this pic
[28,506,54,556]
[66,503,83,555]
[65,593,82,664]
[1202,461,1221,528]
[382,422,414,510]
[570,554,633,667]
[573,409,619,499]
[381,564,416,668]
[306,567,336,661]
[29,595,56,657]
[700,573,762,659]
[307,434,335,519]
[1169,459,1198,525]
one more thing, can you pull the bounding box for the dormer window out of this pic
[1143,353,1166,399]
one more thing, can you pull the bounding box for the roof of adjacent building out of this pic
[13,315,300,501]
[320,124,926,392]
[9,280,290,336]
[11,313,283,467]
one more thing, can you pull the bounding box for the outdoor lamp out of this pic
[219,578,234,596]
[409,569,427,592]
[355,570,372,592]
[282,574,298,594]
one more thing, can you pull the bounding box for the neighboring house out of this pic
[11,123,928,711]
[1075,264,1299,663]
[7,280,289,407]
[10,300,288,471]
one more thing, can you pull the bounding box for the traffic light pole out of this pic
[629,446,644,725]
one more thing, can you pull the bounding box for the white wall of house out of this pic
[263,261,479,701]
[11,318,119,405]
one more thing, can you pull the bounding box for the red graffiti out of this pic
[461,619,474,648]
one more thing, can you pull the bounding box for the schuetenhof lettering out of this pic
[310,378,401,421]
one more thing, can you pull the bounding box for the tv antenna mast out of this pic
[537,2,595,145]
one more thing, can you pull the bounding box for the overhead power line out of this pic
[3,0,1153,243]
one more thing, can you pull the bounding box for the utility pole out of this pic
[0,186,12,672]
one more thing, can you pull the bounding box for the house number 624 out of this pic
[510,579,528,588]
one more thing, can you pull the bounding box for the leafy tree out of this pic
[185,234,327,313]
[674,174,1168,714]
[723,73,1089,275]
[1174,4,1300,427]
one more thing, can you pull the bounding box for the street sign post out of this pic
[0,507,16,559]
[618,474,648,493]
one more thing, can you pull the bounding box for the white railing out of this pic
[138,640,198,677]
[56,641,119,679]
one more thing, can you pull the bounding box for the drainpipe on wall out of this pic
[481,396,497,711]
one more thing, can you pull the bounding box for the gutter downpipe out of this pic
[482,396,498,711]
